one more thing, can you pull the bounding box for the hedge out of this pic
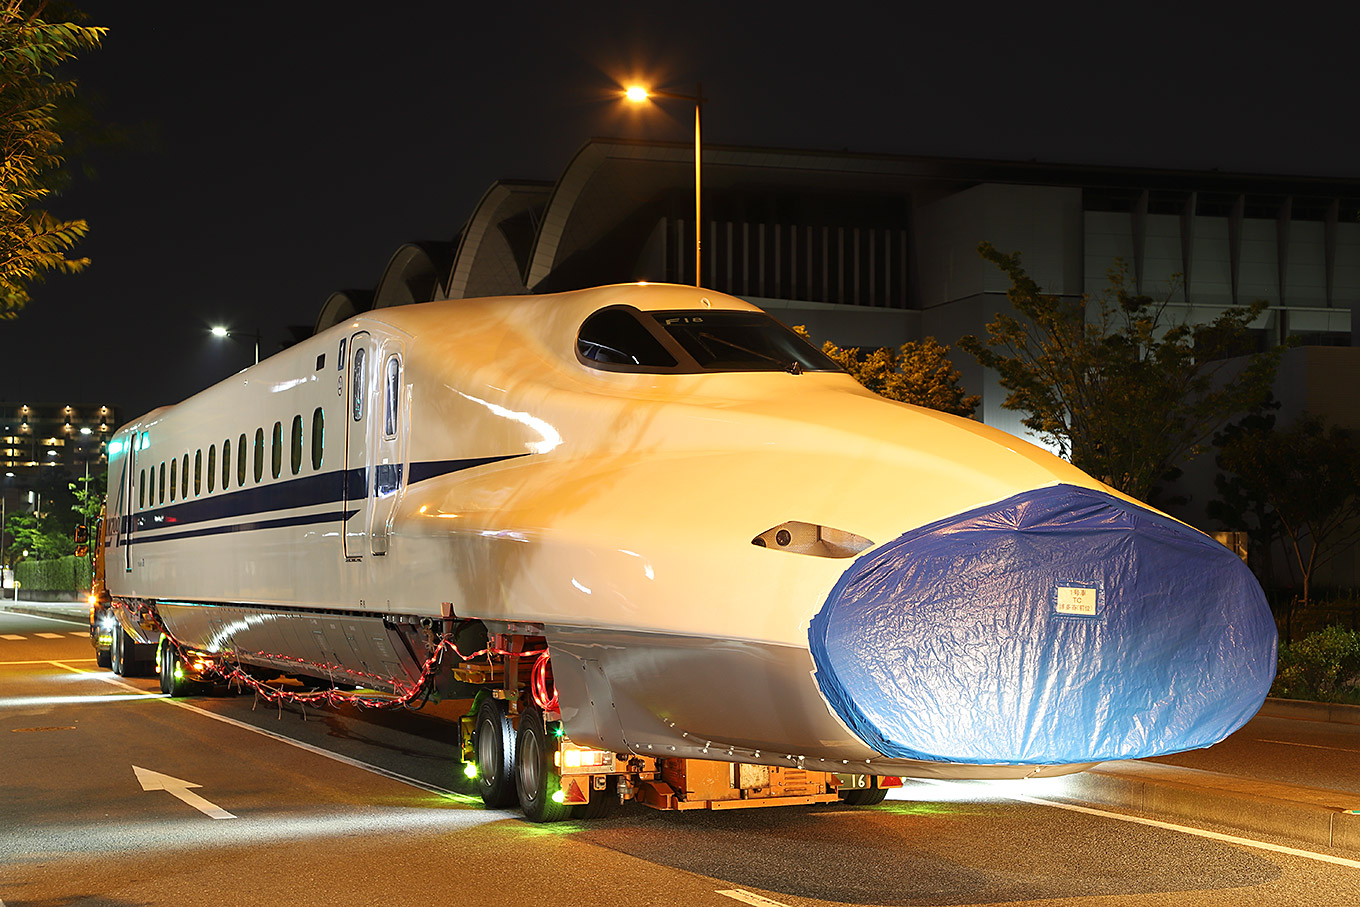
[14,556,92,594]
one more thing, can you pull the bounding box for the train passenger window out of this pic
[254,428,264,483]
[311,408,324,470]
[290,415,302,475]
[576,308,677,368]
[352,347,366,421]
[271,421,282,479]
[181,454,189,499]
[383,355,400,438]
[236,434,247,487]
[159,463,165,504]
[194,450,202,496]
[207,445,216,493]
[169,458,177,502]
[222,438,231,490]
[139,470,145,509]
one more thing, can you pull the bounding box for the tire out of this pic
[159,637,201,697]
[839,784,888,806]
[111,621,127,676]
[514,706,573,822]
[95,643,111,669]
[573,776,616,820]
[473,697,517,808]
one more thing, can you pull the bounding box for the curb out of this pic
[1258,697,1360,726]
[1070,760,1360,855]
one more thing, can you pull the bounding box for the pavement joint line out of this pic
[0,609,87,626]
[1255,738,1360,755]
[961,782,1360,871]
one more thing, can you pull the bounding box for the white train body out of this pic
[104,283,1276,782]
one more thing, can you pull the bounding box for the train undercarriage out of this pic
[90,595,900,821]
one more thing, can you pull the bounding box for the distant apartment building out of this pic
[0,402,120,475]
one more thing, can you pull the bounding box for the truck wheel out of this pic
[95,642,111,669]
[573,776,616,820]
[158,638,200,697]
[111,622,127,676]
[839,785,888,806]
[515,706,572,822]
[473,697,517,808]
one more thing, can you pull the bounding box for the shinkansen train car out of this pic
[98,282,1276,820]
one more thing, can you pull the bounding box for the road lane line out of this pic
[1,634,23,640]
[975,785,1360,871]
[32,662,479,803]
[1256,738,1360,755]
[34,633,65,639]
[0,659,98,666]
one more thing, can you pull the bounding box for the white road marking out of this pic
[1256,738,1360,755]
[717,891,793,907]
[133,765,237,820]
[46,660,477,802]
[69,631,87,637]
[34,633,64,639]
[973,784,1360,871]
[0,659,98,666]
[1,634,23,640]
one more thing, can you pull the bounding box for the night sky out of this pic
[3,1,1359,420]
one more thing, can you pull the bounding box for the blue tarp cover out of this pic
[809,484,1277,765]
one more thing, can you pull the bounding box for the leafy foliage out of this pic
[959,242,1280,501]
[794,326,979,417]
[1213,413,1360,608]
[1271,625,1360,704]
[0,1,104,317]
[4,509,69,561]
[14,551,89,592]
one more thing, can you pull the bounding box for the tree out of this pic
[958,242,1280,501]
[795,327,980,417]
[0,2,104,318]
[4,509,68,562]
[1213,413,1360,615]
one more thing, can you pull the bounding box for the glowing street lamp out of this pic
[210,325,261,365]
[624,82,705,287]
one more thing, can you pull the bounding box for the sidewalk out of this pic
[0,599,89,622]
[8,596,1360,853]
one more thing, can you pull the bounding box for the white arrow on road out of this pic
[133,765,237,820]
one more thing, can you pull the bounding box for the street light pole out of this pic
[210,325,262,365]
[625,82,706,288]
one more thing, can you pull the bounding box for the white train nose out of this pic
[809,484,1277,765]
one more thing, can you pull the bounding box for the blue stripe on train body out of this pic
[808,483,1277,765]
[119,454,527,545]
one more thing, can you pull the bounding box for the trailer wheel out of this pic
[839,785,888,806]
[111,622,128,676]
[573,776,616,820]
[514,706,572,822]
[158,637,201,697]
[95,643,111,669]
[473,697,517,808]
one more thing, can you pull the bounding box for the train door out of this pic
[370,342,405,555]
[343,331,372,560]
[120,433,137,572]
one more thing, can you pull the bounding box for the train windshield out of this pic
[577,306,840,374]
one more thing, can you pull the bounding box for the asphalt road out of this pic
[4,608,1360,907]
